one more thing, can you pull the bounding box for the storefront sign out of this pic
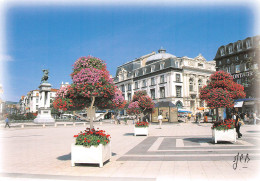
[232,71,253,79]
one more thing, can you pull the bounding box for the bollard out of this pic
[100,122,102,125]
[21,124,24,128]
[43,124,45,128]
[83,122,86,126]
[73,122,76,127]
[64,123,66,127]
[55,123,57,127]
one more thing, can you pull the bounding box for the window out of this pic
[160,63,165,70]
[227,59,230,64]
[176,86,182,97]
[198,63,204,67]
[122,94,125,99]
[244,54,248,58]
[160,87,165,98]
[198,79,203,91]
[142,80,147,87]
[121,85,125,92]
[36,98,39,103]
[235,65,240,73]
[228,46,233,54]
[245,62,250,71]
[127,93,131,101]
[218,61,222,66]
[176,101,183,108]
[151,65,155,72]
[237,42,241,51]
[200,101,204,107]
[150,89,155,99]
[220,48,225,56]
[143,68,146,75]
[151,77,155,85]
[189,78,194,92]
[237,79,241,84]
[175,61,179,68]
[246,39,252,48]
[227,66,231,73]
[135,82,139,89]
[160,75,165,83]
[135,71,138,77]
[128,84,131,91]
[176,74,181,82]
[235,56,239,61]
[36,105,38,110]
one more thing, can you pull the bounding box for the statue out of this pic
[41,69,49,83]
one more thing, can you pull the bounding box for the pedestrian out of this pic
[158,114,163,129]
[195,112,198,123]
[187,113,191,122]
[198,112,201,125]
[232,112,236,120]
[235,112,242,138]
[253,112,257,125]
[5,115,10,128]
[111,114,114,124]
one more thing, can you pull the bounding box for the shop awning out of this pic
[234,101,244,107]
[178,109,192,113]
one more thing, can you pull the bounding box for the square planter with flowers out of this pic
[134,121,149,136]
[71,128,111,167]
[212,119,236,143]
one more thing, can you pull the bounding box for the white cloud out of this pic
[0,54,13,62]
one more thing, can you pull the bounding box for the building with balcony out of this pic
[114,48,216,114]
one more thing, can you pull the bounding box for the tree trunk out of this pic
[216,107,219,122]
[89,97,95,129]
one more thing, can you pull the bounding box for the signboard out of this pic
[232,71,253,79]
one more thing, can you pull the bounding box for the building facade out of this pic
[214,36,260,114]
[214,35,260,98]
[20,88,58,114]
[114,48,216,114]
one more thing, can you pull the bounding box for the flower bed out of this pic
[71,128,111,167]
[211,119,236,143]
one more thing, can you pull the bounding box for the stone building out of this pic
[114,48,216,115]
[214,36,260,114]
[20,88,58,114]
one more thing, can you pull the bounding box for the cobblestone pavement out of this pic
[0,121,260,181]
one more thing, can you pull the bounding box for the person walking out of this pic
[235,112,242,138]
[187,113,191,122]
[198,112,201,125]
[253,112,257,125]
[5,116,10,128]
[158,114,163,129]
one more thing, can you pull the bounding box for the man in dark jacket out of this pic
[235,113,242,138]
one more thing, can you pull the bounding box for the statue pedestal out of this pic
[34,82,55,123]
[34,108,55,123]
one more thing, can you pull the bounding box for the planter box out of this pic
[134,127,148,136]
[212,128,236,143]
[71,142,111,167]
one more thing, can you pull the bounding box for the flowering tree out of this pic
[53,56,126,129]
[199,71,246,121]
[126,90,154,121]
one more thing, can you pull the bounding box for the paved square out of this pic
[0,122,260,181]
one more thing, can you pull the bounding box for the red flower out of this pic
[97,140,100,143]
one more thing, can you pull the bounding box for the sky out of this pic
[0,0,259,102]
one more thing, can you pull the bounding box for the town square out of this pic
[0,0,260,180]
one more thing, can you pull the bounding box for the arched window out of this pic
[176,101,183,108]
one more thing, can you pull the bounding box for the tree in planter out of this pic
[53,56,126,129]
[199,71,246,121]
[126,90,155,122]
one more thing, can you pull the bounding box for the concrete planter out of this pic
[212,128,236,143]
[71,142,111,167]
[134,127,148,136]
